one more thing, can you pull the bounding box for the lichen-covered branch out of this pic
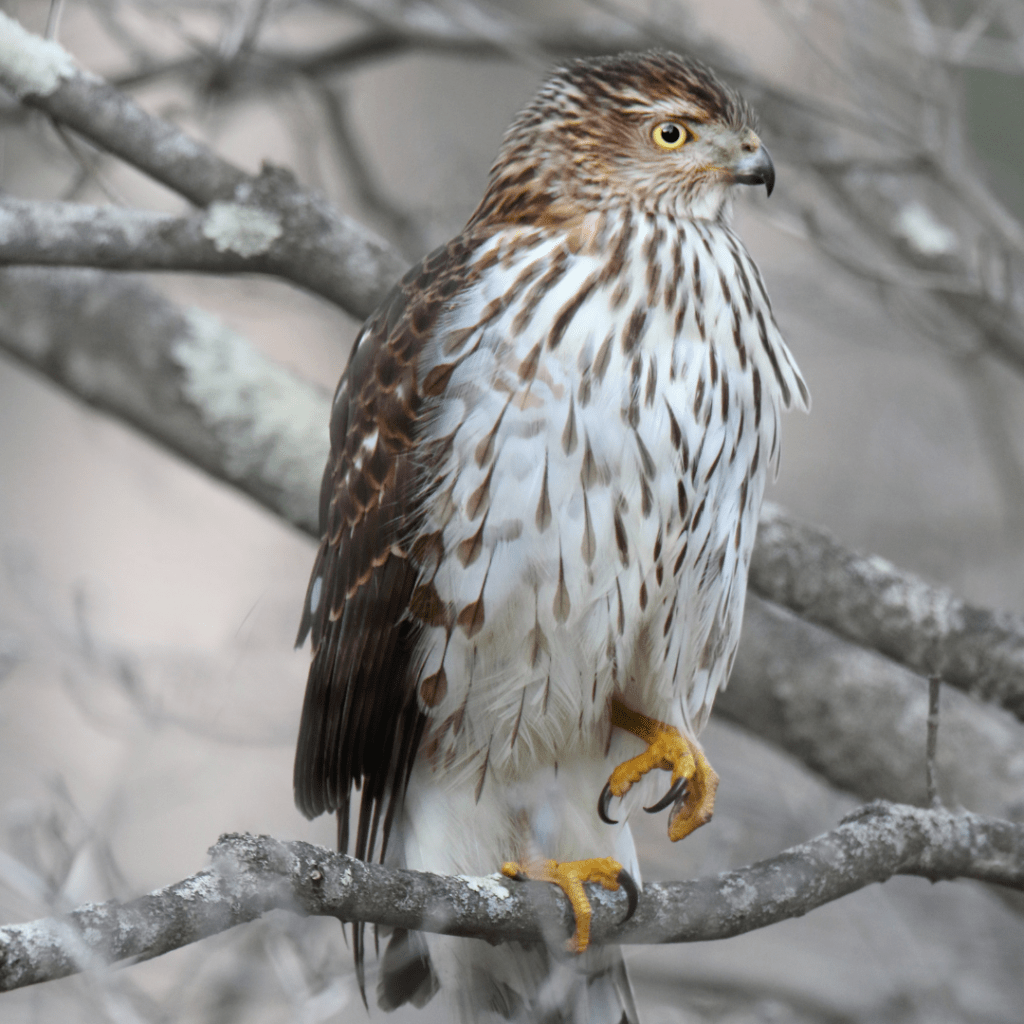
[0,803,1020,992]
[0,196,273,273]
[0,267,328,535]
[751,504,1024,723]
[0,192,387,315]
[0,12,405,320]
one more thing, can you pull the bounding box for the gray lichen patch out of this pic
[202,202,282,258]
[458,875,512,901]
[0,13,80,98]
[718,874,758,916]
[173,310,328,529]
[172,871,223,904]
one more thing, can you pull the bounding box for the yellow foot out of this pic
[500,856,638,953]
[599,699,719,842]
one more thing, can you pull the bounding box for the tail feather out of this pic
[528,946,639,1024]
[377,928,439,1011]
[382,934,639,1024]
[584,951,639,1024]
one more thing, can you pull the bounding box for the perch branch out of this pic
[0,802,1021,992]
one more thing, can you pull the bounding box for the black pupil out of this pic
[660,124,681,144]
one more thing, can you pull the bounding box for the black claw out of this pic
[644,776,687,814]
[616,868,639,923]
[598,781,619,825]
[671,787,689,821]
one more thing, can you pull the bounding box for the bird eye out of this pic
[652,121,688,150]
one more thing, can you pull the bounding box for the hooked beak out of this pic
[732,144,775,197]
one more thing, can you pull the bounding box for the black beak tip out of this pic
[734,145,775,198]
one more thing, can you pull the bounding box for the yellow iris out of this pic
[652,121,689,150]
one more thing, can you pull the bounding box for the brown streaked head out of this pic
[469,50,774,228]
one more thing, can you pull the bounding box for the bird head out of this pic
[474,50,774,227]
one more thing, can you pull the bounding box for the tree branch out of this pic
[1,802,1020,992]
[751,503,1024,723]
[0,192,388,314]
[0,267,328,535]
[0,12,405,320]
[722,596,1024,825]
[0,196,273,273]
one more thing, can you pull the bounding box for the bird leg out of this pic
[599,698,719,842]
[500,857,638,953]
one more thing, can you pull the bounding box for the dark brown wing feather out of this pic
[294,233,482,1004]
[294,236,478,869]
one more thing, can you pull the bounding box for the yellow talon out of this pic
[500,856,636,952]
[602,699,719,842]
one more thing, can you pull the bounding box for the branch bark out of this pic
[0,191,394,315]
[1,802,1021,993]
[0,196,279,274]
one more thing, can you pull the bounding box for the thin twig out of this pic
[926,675,942,809]
[44,0,65,40]
[317,83,426,257]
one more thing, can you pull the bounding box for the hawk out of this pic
[294,50,809,1024]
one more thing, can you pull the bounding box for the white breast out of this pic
[410,209,808,790]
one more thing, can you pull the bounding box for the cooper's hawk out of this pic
[294,50,809,1024]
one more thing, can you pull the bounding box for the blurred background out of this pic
[2,0,1024,1022]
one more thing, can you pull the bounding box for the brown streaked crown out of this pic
[468,50,760,229]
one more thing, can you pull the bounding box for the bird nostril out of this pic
[741,139,758,153]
